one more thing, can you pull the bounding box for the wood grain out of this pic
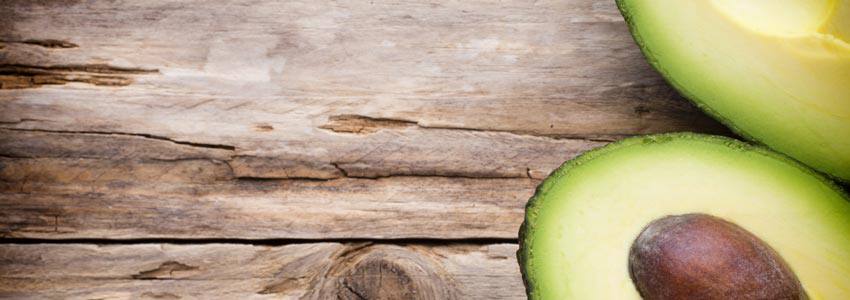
[0,0,726,161]
[0,175,535,239]
[0,0,726,240]
[0,0,736,297]
[0,243,523,299]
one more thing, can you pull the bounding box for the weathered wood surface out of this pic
[0,0,728,298]
[0,243,523,299]
[0,168,535,239]
[0,0,724,240]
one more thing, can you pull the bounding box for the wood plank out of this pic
[0,127,539,239]
[0,0,729,240]
[0,126,604,180]
[0,168,535,239]
[0,0,726,179]
[0,243,524,299]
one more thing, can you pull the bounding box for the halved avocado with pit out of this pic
[518,133,850,299]
[617,0,850,181]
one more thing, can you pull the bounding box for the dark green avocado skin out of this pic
[516,133,849,299]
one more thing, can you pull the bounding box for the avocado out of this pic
[616,0,850,181]
[518,133,850,299]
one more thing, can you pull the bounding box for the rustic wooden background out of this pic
[0,0,728,299]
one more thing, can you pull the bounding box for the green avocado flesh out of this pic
[518,134,850,299]
[617,0,850,181]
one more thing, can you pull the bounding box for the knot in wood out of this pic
[316,245,458,299]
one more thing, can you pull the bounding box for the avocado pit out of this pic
[628,213,805,299]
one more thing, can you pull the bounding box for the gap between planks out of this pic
[0,237,518,246]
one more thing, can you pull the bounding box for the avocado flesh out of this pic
[617,0,850,181]
[518,134,850,299]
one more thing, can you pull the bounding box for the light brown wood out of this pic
[0,243,524,299]
[0,0,725,240]
[0,0,730,298]
[0,174,535,239]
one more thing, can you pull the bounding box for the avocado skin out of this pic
[614,0,850,183]
[516,133,849,299]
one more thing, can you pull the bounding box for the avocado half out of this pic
[616,0,850,181]
[518,133,850,299]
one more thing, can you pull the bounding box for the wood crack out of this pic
[0,237,518,246]
[0,63,158,89]
[0,127,236,151]
[320,114,625,142]
[0,118,48,125]
[342,280,369,300]
[132,261,200,280]
[1,127,547,181]
[234,176,334,182]
[0,146,532,181]
[331,162,350,177]
[0,39,79,48]
[320,115,417,134]
[231,162,533,181]
[333,166,532,180]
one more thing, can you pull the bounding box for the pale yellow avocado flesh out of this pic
[518,134,850,299]
[619,0,850,181]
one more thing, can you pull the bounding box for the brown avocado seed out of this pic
[628,213,805,300]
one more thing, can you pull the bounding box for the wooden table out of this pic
[0,1,726,298]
